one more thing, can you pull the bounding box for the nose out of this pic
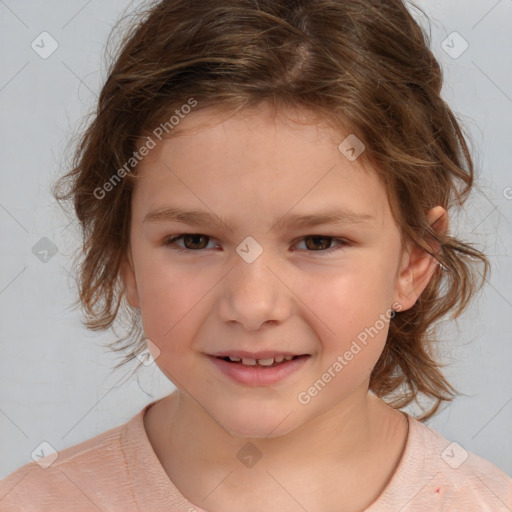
[217,249,292,332]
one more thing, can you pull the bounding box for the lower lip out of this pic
[208,355,310,386]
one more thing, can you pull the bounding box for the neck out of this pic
[145,387,408,511]
[168,385,375,469]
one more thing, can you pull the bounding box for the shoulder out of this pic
[0,412,140,512]
[377,416,512,511]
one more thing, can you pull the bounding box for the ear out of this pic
[120,247,140,308]
[393,206,447,311]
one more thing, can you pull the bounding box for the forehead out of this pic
[132,104,393,231]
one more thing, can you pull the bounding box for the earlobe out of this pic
[393,206,447,311]
[120,249,140,308]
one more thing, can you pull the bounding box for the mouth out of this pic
[207,352,311,386]
[215,354,308,368]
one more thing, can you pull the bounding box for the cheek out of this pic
[135,262,205,351]
[300,265,395,359]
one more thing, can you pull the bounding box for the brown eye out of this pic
[182,234,209,250]
[304,236,333,250]
[294,236,348,255]
[165,234,214,251]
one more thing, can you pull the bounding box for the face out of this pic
[122,103,433,438]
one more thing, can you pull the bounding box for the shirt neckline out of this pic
[364,412,427,510]
[123,399,423,512]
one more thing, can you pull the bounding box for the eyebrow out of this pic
[143,206,375,231]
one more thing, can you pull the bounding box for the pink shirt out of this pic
[1,399,511,511]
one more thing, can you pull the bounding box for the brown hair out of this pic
[53,0,489,420]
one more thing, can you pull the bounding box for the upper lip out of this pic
[209,350,309,359]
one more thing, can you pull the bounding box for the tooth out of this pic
[283,355,294,361]
[257,358,275,366]
[242,358,257,365]
[274,355,285,363]
[228,356,241,362]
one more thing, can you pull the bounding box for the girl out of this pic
[1,0,511,510]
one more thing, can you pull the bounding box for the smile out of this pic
[219,355,301,367]
[208,353,311,386]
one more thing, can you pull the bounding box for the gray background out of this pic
[1,0,511,479]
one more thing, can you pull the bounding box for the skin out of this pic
[121,102,446,512]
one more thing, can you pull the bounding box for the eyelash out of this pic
[163,234,350,256]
